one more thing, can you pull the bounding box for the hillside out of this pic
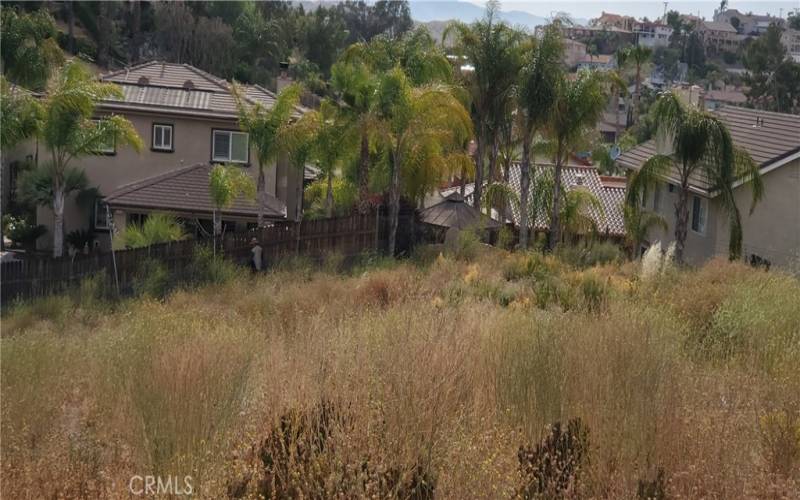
[2,246,799,498]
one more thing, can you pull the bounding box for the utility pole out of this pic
[663,2,668,21]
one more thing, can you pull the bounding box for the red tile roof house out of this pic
[4,61,307,252]
[618,106,800,267]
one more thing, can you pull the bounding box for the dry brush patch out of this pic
[1,250,799,498]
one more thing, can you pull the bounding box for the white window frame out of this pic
[212,129,249,164]
[94,200,110,230]
[690,195,708,235]
[152,123,174,152]
[92,119,116,154]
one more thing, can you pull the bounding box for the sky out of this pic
[453,0,799,20]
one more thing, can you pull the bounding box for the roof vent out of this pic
[575,173,585,186]
[753,116,765,128]
[137,76,149,85]
[183,79,195,90]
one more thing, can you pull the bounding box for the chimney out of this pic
[276,61,292,93]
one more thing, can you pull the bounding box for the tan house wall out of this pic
[16,109,300,251]
[644,157,800,268]
[642,181,721,265]
[713,157,800,268]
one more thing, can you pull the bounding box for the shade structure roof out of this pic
[419,192,501,230]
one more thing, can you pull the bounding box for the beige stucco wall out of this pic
[713,157,800,268]
[14,109,301,251]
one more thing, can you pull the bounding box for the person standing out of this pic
[250,237,263,272]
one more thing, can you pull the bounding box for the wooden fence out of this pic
[1,213,382,304]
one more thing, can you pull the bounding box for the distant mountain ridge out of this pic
[410,1,587,30]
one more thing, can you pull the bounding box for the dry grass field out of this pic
[1,245,799,498]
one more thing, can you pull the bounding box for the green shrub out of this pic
[453,229,480,261]
[557,241,622,268]
[579,272,608,313]
[185,246,242,285]
[132,258,173,299]
[497,225,515,250]
[65,229,96,252]
[74,270,111,308]
[2,214,46,249]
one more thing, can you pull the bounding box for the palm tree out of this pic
[280,108,321,220]
[333,27,452,213]
[209,164,255,253]
[232,82,301,227]
[34,61,143,257]
[626,91,763,263]
[559,189,604,243]
[119,213,185,249]
[330,59,378,213]
[444,1,523,213]
[311,100,356,217]
[623,204,667,258]
[375,68,472,255]
[516,24,563,249]
[547,70,609,251]
[627,45,652,124]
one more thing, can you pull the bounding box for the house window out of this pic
[691,195,707,234]
[91,119,116,154]
[212,130,248,163]
[668,183,675,193]
[152,123,174,152]
[94,200,110,230]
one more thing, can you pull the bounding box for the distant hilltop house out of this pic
[576,53,616,72]
[632,21,673,48]
[591,11,637,32]
[782,29,800,63]
[696,21,743,55]
[713,8,785,36]
[618,107,800,267]
[671,83,748,111]
[1,61,308,252]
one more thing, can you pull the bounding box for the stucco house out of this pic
[618,106,800,268]
[2,61,306,252]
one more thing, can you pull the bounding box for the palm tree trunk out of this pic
[548,144,564,251]
[357,127,370,214]
[519,129,532,250]
[212,209,221,256]
[387,148,402,256]
[488,134,499,183]
[674,180,690,264]
[459,163,467,198]
[325,171,334,218]
[256,163,266,228]
[634,65,642,124]
[52,183,65,258]
[473,131,485,213]
[615,89,622,140]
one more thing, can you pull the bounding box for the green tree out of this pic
[743,24,798,112]
[280,108,322,220]
[29,61,142,257]
[444,1,524,213]
[0,7,64,90]
[559,189,604,242]
[311,100,357,217]
[516,24,563,249]
[0,78,42,150]
[547,70,609,251]
[626,91,763,263]
[375,68,472,255]
[208,164,255,251]
[232,82,301,227]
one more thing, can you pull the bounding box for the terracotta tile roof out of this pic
[705,89,747,104]
[442,164,626,237]
[420,192,501,230]
[104,163,286,219]
[700,21,738,33]
[617,106,800,194]
[99,61,304,119]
